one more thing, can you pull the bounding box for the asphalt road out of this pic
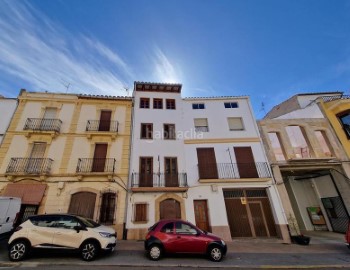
[1,234,350,269]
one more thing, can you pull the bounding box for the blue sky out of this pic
[0,0,349,119]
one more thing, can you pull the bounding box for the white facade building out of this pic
[127,82,288,242]
[0,96,17,145]
[182,97,288,241]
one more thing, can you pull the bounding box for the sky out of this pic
[0,0,350,119]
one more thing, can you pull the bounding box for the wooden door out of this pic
[160,199,181,220]
[139,157,153,187]
[92,143,107,172]
[194,200,210,232]
[27,142,46,173]
[68,192,96,219]
[197,148,218,179]
[234,147,258,178]
[99,111,111,131]
[165,157,178,187]
[41,108,57,130]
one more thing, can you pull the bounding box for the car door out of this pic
[28,215,58,247]
[173,221,206,253]
[52,216,84,248]
[158,222,178,253]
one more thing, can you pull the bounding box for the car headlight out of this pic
[221,240,226,246]
[99,232,113,238]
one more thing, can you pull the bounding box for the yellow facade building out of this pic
[0,90,132,239]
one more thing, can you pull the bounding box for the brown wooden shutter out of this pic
[234,147,258,178]
[99,111,111,131]
[135,204,147,222]
[92,143,108,172]
[68,192,96,219]
[139,157,153,187]
[197,148,218,179]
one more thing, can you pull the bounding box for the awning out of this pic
[2,183,47,205]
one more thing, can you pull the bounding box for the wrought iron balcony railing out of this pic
[76,158,116,173]
[198,162,271,179]
[194,126,209,132]
[6,158,53,174]
[131,173,188,188]
[24,118,62,132]
[322,95,350,102]
[86,120,119,132]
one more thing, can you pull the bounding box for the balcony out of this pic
[131,173,188,192]
[86,120,119,132]
[24,118,62,132]
[198,162,271,180]
[6,158,53,175]
[76,158,116,174]
[322,95,350,102]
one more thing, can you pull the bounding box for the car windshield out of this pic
[76,216,100,228]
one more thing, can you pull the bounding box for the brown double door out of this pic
[164,157,178,187]
[92,144,107,172]
[234,147,258,178]
[194,200,210,232]
[197,148,218,179]
[99,111,111,131]
[224,189,277,238]
[160,199,181,220]
[139,157,153,187]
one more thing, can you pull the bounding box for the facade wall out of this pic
[0,91,132,239]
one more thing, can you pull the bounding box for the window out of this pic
[227,117,244,130]
[268,132,286,161]
[166,99,176,110]
[153,98,163,109]
[56,216,80,229]
[224,102,238,108]
[192,103,205,109]
[194,118,209,132]
[141,123,153,139]
[160,222,174,233]
[338,112,350,138]
[175,222,197,235]
[164,124,176,139]
[140,98,150,109]
[285,126,311,158]
[99,192,116,224]
[315,131,332,157]
[134,203,148,222]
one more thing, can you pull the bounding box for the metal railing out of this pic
[76,158,116,173]
[322,95,350,102]
[24,118,62,132]
[6,158,53,174]
[131,173,188,188]
[198,162,271,179]
[86,120,119,132]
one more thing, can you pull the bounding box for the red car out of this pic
[144,219,227,262]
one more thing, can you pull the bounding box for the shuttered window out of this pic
[194,118,209,132]
[227,117,244,130]
[134,203,148,222]
[164,124,176,139]
[99,192,116,225]
[141,123,153,139]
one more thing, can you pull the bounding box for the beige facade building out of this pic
[0,90,132,239]
[258,93,350,236]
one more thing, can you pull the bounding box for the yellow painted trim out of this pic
[184,137,261,144]
[155,193,186,221]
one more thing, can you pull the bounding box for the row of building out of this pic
[0,82,349,242]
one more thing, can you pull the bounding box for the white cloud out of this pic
[152,47,181,84]
[0,0,134,95]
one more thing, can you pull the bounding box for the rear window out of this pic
[29,215,59,227]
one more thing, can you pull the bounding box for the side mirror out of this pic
[73,225,84,232]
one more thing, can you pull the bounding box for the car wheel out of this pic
[208,245,223,262]
[8,240,29,261]
[80,241,99,261]
[148,244,162,261]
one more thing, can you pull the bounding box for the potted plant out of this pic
[288,214,311,245]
